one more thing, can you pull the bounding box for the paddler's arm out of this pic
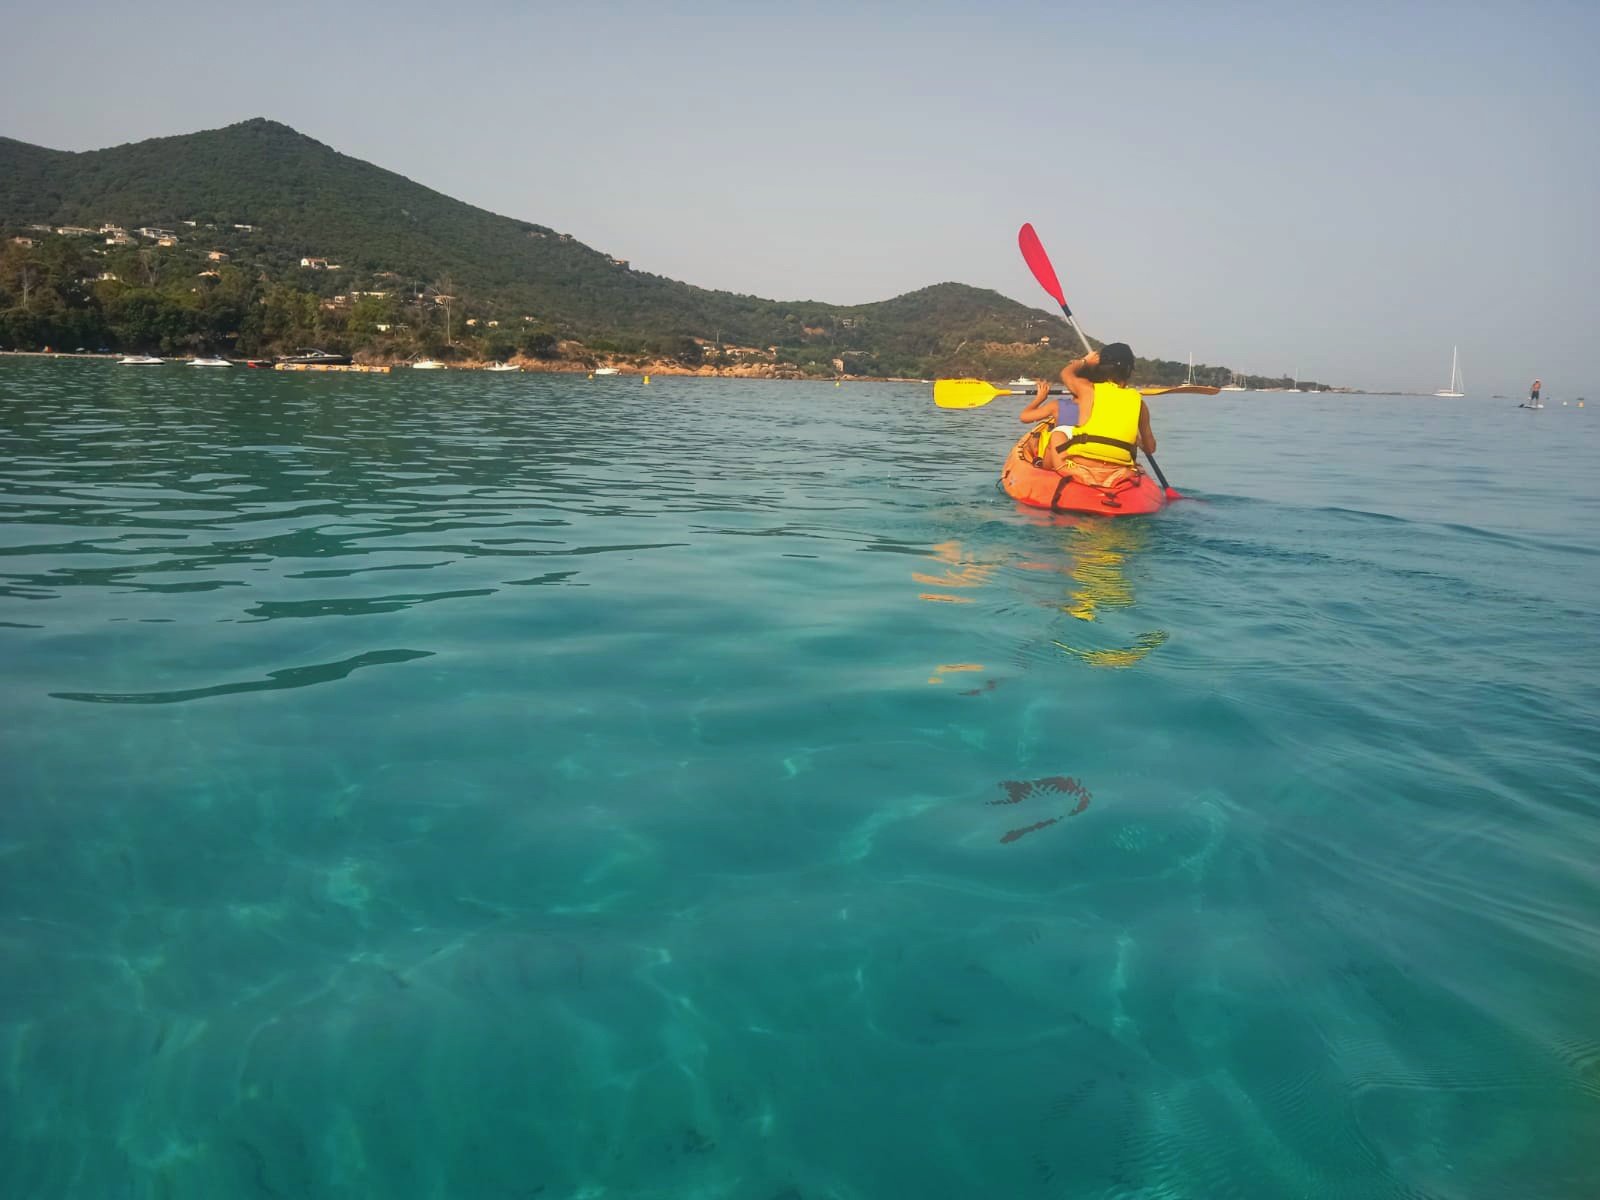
[1018,379,1059,425]
[1060,352,1098,425]
[1138,403,1156,454]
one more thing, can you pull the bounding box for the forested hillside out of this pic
[0,119,1308,386]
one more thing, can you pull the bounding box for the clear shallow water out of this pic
[2,361,1598,1199]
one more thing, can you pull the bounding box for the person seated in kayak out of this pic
[1018,342,1155,487]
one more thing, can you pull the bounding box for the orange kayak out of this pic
[999,427,1168,516]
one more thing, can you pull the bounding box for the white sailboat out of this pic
[1434,346,1465,397]
[1285,368,1302,393]
[1221,371,1247,391]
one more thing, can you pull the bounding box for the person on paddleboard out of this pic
[1018,342,1156,487]
[1530,378,1542,404]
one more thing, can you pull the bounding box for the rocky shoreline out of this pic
[0,349,921,380]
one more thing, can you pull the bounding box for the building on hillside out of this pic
[136,227,176,240]
[55,226,94,236]
[181,220,198,228]
[607,257,629,268]
[98,224,126,235]
[156,237,178,247]
[301,257,329,270]
[27,223,53,233]
[486,320,499,328]
[10,236,36,247]
[196,270,221,282]
[234,224,255,233]
[105,233,134,246]
[207,250,229,262]
[97,272,119,282]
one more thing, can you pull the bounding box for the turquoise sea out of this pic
[2,361,1597,1199]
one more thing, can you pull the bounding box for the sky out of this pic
[3,0,1597,395]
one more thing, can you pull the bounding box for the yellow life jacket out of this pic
[1065,382,1143,464]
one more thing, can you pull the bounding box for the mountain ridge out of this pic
[0,119,1304,386]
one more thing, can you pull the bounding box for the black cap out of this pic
[1099,342,1135,372]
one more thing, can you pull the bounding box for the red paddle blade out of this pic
[1018,223,1069,314]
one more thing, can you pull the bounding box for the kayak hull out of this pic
[1000,427,1167,516]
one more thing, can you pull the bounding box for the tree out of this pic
[427,275,458,345]
[519,329,558,359]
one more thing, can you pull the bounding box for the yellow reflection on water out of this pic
[913,529,1169,681]
[916,539,996,606]
[1044,520,1169,669]
[1054,629,1169,669]
[1056,519,1144,622]
[917,541,995,680]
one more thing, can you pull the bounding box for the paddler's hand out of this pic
[1034,379,1051,404]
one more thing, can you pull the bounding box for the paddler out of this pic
[1019,342,1156,487]
[1530,378,1542,405]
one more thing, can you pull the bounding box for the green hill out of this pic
[0,119,1310,386]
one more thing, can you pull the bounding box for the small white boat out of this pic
[485,362,520,373]
[1220,372,1247,391]
[1434,346,1465,397]
[188,356,231,367]
[117,354,164,365]
[410,358,446,370]
[1007,376,1038,387]
[592,366,620,376]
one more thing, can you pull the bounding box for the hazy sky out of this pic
[4,0,1597,394]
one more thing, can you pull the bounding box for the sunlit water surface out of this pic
[3,362,1598,1199]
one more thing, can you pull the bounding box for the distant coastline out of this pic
[2,118,1324,391]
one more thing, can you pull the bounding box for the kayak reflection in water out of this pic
[1018,342,1157,490]
[1045,520,1170,668]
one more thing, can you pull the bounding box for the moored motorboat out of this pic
[999,425,1168,516]
[188,356,231,367]
[276,348,352,366]
[484,362,520,372]
[410,358,446,370]
[117,354,163,365]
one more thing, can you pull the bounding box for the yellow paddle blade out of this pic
[933,378,1011,408]
[935,379,1218,407]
